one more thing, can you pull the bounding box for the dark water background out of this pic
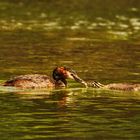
[0,0,140,139]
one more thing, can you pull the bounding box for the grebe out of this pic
[104,83,140,91]
[2,67,87,89]
[89,82,140,91]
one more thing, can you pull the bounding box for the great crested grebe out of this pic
[104,83,140,91]
[2,67,87,89]
[89,81,140,91]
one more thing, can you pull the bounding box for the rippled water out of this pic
[0,0,140,139]
[1,89,140,139]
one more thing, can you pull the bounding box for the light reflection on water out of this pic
[0,17,140,41]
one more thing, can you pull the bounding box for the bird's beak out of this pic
[67,71,88,87]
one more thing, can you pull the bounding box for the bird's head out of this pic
[53,67,87,87]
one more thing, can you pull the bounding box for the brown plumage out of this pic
[2,67,87,89]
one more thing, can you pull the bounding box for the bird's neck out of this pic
[54,79,67,88]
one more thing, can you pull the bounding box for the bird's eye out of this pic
[71,73,74,76]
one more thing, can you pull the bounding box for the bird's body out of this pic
[104,83,140,92]
[89,82,140,91]
[3,74,64,89]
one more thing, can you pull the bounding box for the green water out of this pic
[0,0,140,139]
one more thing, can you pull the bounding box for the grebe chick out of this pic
[2,67,87,89]
[89,82,140,91]
[104,83,140,91]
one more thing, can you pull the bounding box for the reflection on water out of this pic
[0,0,140,139]
[0,89,140,139]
